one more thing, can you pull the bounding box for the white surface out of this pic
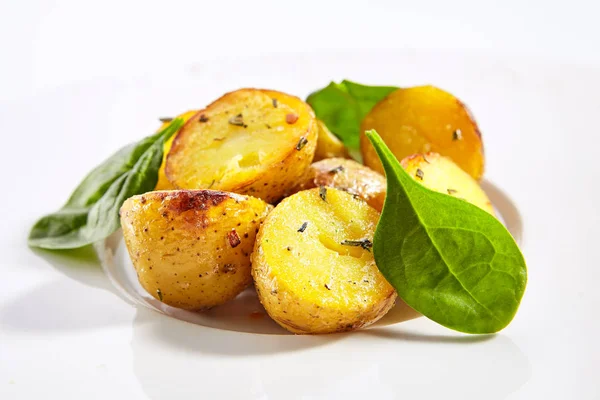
[2,1,600,399]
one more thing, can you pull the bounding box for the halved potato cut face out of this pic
[166,89,317,203]
[252,188,396,334]
[401,152,495,215]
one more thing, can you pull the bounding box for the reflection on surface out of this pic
[0,279,131,332]
[131,310,531,400]
[0,246,131,332]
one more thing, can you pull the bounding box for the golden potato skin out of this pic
[155,110,199,191]
[166,89,318,203]
[252,188,396,334]
[401,152,495,215]
[313,120,350,161]
[120,190,272,310]
[360,86,485,180]
[289,158,387,212]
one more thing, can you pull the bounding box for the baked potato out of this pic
[288,158,386,212]
[166,89,318,203]
[252,187,396,334]
[313,120,350,161]
[155,110,199,191]
[360,86,485,180]
[120,190,272,310]
[401,152,495,215]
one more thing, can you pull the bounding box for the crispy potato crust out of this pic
[360,86,485,180]
[120,190,272,310]
[252,188,396,334]
[288,158,386,212]
[154,110,199,191]
[165,89,318,203]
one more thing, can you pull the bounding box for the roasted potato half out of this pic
[401,152,495,215]
[360,86,485,180]
[289,158,386,212]
[313,120,350,161]
[166,89,318,203]
[252,188,396,334]
[155,110,199,191]
[120,190,272,310]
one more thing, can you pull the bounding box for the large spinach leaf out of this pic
[28,119,183,249]
[366,130,527,333]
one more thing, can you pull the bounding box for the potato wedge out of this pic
[120,190,272,310]
[155,110,199,191]
[166,89,318,203]
[313,120,350,161]
[401,152,495,215]
[360,86,485,180]
[288,158,386,212]
[252,188,396,334]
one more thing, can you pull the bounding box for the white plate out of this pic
[96,180,522,336]
[3,50,600,400]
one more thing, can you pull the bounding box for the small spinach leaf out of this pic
[28,119,184,250]
[366,130,527,334]
[306,80,397,153]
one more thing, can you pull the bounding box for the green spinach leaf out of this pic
[28,119,184,250]
[306,80,397,153]
[366,130,527,334]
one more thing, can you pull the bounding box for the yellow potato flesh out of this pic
[313,120,350,161]
[253,188,396,334]
[166,89,317,203]
[401,152,495,215]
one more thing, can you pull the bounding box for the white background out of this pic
[3,0,600,99]
[1,1,599,399]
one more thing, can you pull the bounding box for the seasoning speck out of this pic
[453,129,463,141]
[228,230,241,248]
[328,165,345,174]
[296,136,308,151]
[447,188,458,195]
[286,113,299,124]
[199,114,209,122]
[229,113,247,127]
[159,117,173,123]
[208,179,216,189]
[416,168,424,180]
[324,284,331,290]
[222,263,236,273]
[156,289,163,301]
[298,222,308,233]
[341,239,373,252]
[319,186,327,202]
[272,98,278,108]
